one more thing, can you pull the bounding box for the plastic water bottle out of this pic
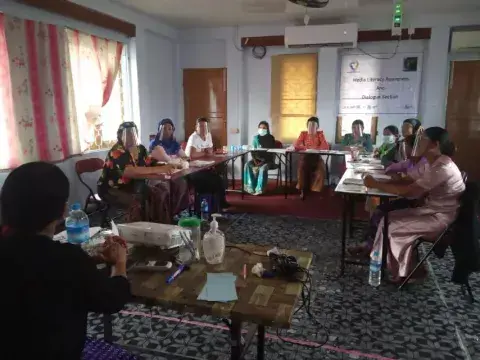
[65,203,90,244]
[368,250,382,287]
[200,198,209,222]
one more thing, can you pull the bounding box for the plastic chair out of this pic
[268,140,283,188]
[75,158,107,214]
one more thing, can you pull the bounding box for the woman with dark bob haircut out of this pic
[0,162,131,359]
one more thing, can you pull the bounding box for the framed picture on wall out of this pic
[335,115,378,144]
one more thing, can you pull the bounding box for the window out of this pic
[66,29,130,152]
[450,29,480,52]
[271,53,318,143]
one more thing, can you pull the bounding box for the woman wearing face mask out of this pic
[341,119,373,152]
[363,127,465,283]
[375,125,399,166]
[98,122,174,223]
[244,121,277,195]
[294,117,330,199]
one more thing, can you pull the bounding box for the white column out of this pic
[316,47,339,144]
[420,26,450,129]
[134,28,152,144]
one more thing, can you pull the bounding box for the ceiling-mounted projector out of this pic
[288,0,330,8]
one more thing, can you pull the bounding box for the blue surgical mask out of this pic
[258,129,268,136]
[383,135,395,144]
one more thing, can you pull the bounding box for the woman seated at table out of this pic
[393,118,423,162]
[294,116,329,199]
[349,134,428,258]
[0,162,130,359]
[185,117,229,210]
[244,121,277,195]
[374,125,399,167]
[341,119,373,152]
[149,118,190,214]
[98,122,174,223]
[362,127,464,283]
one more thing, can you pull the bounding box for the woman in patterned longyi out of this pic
[97,122,174,223]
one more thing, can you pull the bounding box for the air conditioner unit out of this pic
[284,23,358,48]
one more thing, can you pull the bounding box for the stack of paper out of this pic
[343,178,365,186]
[190,160,215,167]
[197,273,238,302]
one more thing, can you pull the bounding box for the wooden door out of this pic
[183,68,227,148]
[446,60,480,181]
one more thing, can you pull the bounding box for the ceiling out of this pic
[113,0,480,28]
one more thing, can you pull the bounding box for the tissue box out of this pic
[116,222,186,249]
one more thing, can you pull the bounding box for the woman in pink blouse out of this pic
[294,117,329,199]
[363,127,465,283]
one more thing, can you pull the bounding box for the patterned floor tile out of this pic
[87,213,479,360]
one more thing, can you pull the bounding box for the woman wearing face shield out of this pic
[294,117,330,199]
[185,117,229,210]
[244,121,276,195]
[149,118,190,215]
[98,122,174,223]
[341,119,373,152]
[362,127,465,283]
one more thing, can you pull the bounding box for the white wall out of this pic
[0,0,177,205]
[177,12,480,148]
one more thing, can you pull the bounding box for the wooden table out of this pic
[132,151,250,221]
[106,244,313,360]
[335,162,397,276]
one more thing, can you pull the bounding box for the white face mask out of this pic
[258,129,268,136]
[383,135,396,144]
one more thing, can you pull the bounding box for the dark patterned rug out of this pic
[87,213,480,360]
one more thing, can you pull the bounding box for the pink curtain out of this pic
[67,29,124,151]
[0,14,80,168]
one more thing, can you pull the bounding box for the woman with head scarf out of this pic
[244,121,277,195]
[341,119,373,152]
[149,118,187,161]
[294,117,330,199]
[0,162,130,359]
[97,122,175,223]
[363,127,464,283]
[149,119,190,215]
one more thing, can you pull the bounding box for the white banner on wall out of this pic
[339,53,423,115]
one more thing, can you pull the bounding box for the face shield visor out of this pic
[120,124,139,149]
[352,123,363,137]
[411,127,426,158]
[158,122,175,141]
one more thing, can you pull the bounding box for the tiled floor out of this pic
[87,213,480,360]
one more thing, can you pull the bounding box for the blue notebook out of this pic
[197,273,238,302]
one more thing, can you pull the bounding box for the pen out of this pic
[243,264,247,280]
[166,264,186,284]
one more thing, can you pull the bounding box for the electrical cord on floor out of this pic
[269,255,329,350]
[147,306,187,345]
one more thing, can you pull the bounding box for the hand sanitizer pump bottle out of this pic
[202,214,225,264]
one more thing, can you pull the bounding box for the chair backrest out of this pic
[275,140,283,149]
[75,158,104,176]
[461,171,468,184]
[75,158,104,201]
